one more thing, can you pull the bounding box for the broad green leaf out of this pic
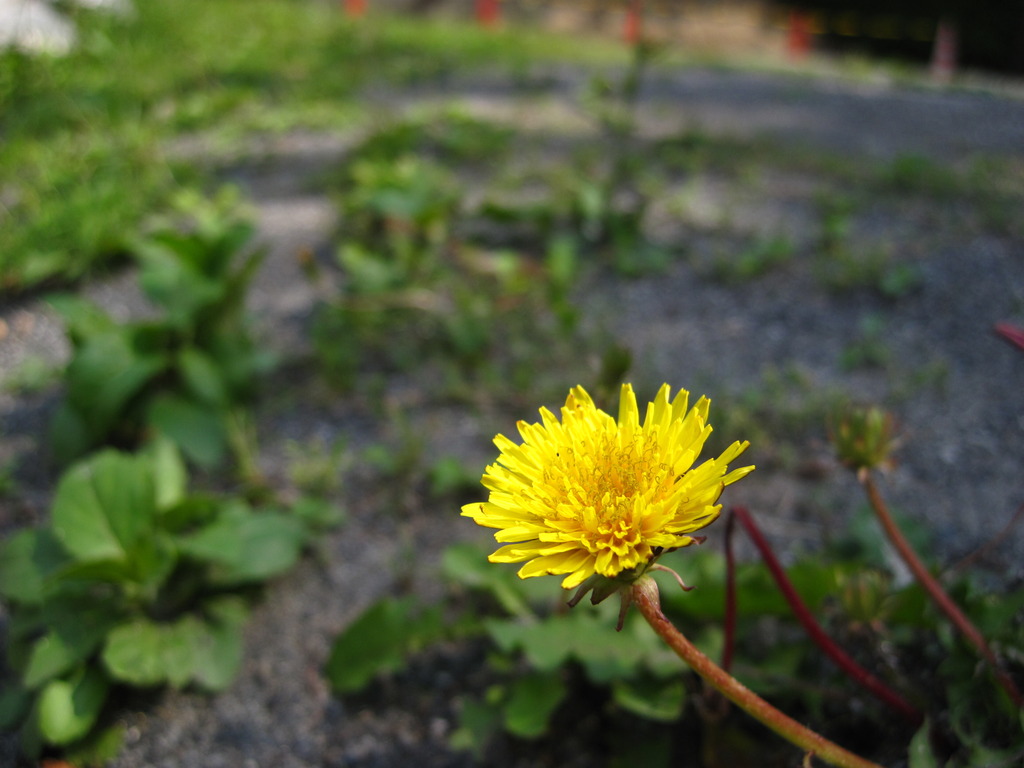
[326,598,443,694]
[63,723,126,767]
[179,503,307,583]
[134,237,224,327]
[502,671,566,738]
[907,720,938,768]
[46,294,116,342]
[55,537,175,594]
[148,395,227,468]
[487,606,680,682]
[64,333,166,433]
[449,696,502,759]
[146,436,188,512]
[52,558,139,585]
[51,451,157,563]
[21,598,123,690]
[158,494,221,533]
[203,595,250,628]
[162,617,209,688]
[189,614,244,691]
[612,676,686,722]
[101,619,169,686]
[442,542,548,619]
[127,532,179,592]
[0,528,69,604]
[36,667,109,745]
[101,617,200,687]
[485,618,573,672]
[102,608,244,692]
[178,348,228,406]
[22,623,108,690]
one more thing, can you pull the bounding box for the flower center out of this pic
[545,432,673,560]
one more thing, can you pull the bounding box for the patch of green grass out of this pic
[876,153,960,198]
[707,234,794,284]
[2,0,635,294]
[0,129,189,293]
[839,314,890,371]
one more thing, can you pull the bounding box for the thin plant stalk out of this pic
[727,507,922,724]
[860,471,1023,708]
[631,577,884,768]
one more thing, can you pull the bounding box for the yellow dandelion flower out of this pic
[462,383,754,591]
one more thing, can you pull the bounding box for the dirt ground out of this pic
[1,58,1023,767]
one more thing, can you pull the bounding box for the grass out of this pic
[4,0,1023,295]
[0,0,632,296]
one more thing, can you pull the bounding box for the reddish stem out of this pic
[730,507,922,724]
[632,578,884,768]
[994,322,1024,352]
[860,473,1023,708]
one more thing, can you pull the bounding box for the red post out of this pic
[343,0,366,18]
[787,8,811,59]
[624,0,643,45]
[930,17,958,82]
[477,0,500,28]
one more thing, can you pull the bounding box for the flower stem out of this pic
[860,471,1023,708]
[631,577,884,768]
[730,507,922,724]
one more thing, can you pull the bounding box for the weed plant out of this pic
[0,441,340,764]
[48,189,273,467]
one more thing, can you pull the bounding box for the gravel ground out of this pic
[1,61,1023,767]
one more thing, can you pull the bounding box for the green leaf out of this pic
[164,617,211,688]
[36,667,109,746]
[22,626,107,690]
[612,675,686,722]
[326,597,443,694]
[502,671,566,738]
[442,543,548,619]
[148,394,227,468]
[63,723,126,767]
[158,494,221,533]
[51,451,157,563]
[146,436,188,512]
[907,720,938,768]
[485,618,574,672]
[20,598,123,690]
[291,496,345,530]
[449,696,502,758]
[64,333,166,434]
[101,617,201,688]
[0,528,69,604]
[101,604,245,692]
[47,294,117,342]
[134,238,224,327]
[188,613,244,691]
[178,347,229,406]
[179,502,308,583]
[101,619,171,686]
[487,606,681,683]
